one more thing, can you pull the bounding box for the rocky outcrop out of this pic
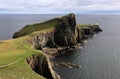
[77,24,102,39]
[92,25,103,32]
[55,61,80,68]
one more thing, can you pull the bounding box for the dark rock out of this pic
[57,61,81,68]
[54,13,78,46]
[92,25,103,32]
[27,54,60,79]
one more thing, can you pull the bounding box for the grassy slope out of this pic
[0,36,46,79]
[76,24,91,29]
[15,18,58,37]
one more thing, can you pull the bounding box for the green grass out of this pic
[15,18,58,37]
[76,24,91,29]
[0,36,46,79]
[0,59,45,79]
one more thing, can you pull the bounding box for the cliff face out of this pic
[77,29,85,43]
[54,14,78,46]
[30,29,56,50]
[27,54,60,79]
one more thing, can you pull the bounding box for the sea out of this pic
[0,14,120,79]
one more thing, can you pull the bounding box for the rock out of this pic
[30,30,56,50]
[92,25,103,32]
[54,13,78,46]
[57,61,80,68]
[77,28,85,43]
[77,24,102,40]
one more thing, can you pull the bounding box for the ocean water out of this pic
[0,14,120,79]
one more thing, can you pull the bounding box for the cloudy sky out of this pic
[0,0,120,14]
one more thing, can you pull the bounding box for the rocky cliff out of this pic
[54,14,78,46]
[26,54,60,79]
[13,13,102,79]
[13,13,79,47]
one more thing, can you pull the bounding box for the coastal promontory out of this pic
[0,13,102,79]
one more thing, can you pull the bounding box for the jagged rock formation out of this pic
[13,13,102,79]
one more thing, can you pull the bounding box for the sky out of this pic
[0,0,120,14]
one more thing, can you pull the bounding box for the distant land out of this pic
[0,10,120,15]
